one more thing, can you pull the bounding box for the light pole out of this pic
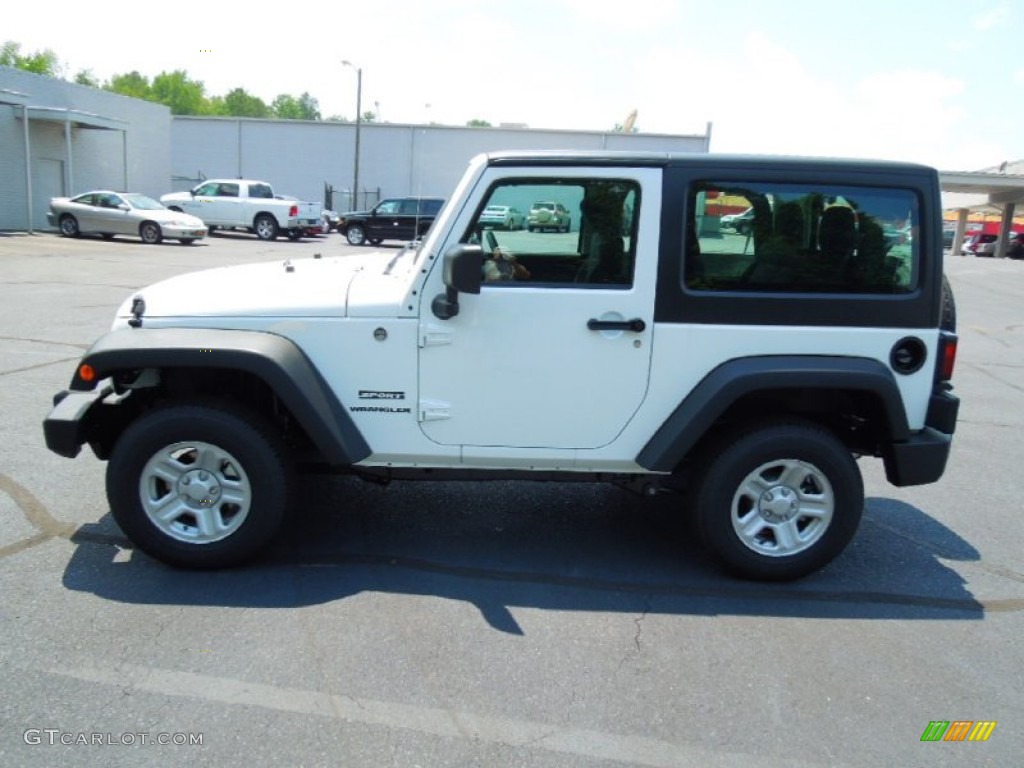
[341,60,362,209]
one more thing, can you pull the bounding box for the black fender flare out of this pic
[636,355,910,473]
[70,328,371,465]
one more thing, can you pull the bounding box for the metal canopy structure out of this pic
[2,93,128,233]
[940,166,1024,258]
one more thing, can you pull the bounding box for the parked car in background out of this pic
[161,179,321,241]
[339,196,445,246]
[47,192,207,245]
[1009,232,1024,259]
[275,196,337,236]
[527,201,571,232]
[478,205,524,230]
[720,207,753,232]
[961,232,999,257]
[321,208,341,233]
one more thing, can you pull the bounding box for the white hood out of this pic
[116,252,402,320]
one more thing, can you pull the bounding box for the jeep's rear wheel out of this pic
[694,421,863,581]
[107,403,290,569]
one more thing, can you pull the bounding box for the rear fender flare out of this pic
[636,356,910,472]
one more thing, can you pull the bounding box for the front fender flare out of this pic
[70,328,371,465]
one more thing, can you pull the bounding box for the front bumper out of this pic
[43,387,111,458]
[162,224,208,239]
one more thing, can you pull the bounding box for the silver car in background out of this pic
[47,191,208,245]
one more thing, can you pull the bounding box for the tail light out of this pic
[937,331,958,382]
[289,204,299,217]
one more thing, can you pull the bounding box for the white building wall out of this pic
[0,66,170,230]
[171,117,710,210]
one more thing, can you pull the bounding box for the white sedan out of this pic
[47,191,208,244]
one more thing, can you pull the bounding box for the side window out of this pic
[462,179,639,287]
[420,199,444,216]
[686,181,918,294]
[375,200,400,215]
[218,183,239,197]
[194,182,219,196]
[398,199,418,215]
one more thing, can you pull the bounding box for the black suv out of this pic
[340,196,445,246]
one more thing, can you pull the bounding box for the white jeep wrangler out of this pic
[43,151,960,580]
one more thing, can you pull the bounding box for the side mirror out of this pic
[432,244,483,320]
[117,204,130,211]
[190,189,196,197]
[444,244,482,295]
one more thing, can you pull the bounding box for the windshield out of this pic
[121,194,165,210]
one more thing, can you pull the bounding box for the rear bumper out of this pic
[883,390,960,486]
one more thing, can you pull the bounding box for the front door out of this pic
[418,169,659,450]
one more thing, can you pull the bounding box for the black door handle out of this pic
[587,318,646,333]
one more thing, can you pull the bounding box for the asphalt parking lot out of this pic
[0,230,1021,767]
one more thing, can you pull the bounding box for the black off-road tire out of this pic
[106,402,291,569]
[693,420,863,581]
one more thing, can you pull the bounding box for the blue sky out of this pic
[5,0,1021,171]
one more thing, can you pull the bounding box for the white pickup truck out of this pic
[161,179,322,241]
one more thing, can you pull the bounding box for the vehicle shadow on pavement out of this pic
[62,478,985,633]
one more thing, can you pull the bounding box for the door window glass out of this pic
[463,179,639,287]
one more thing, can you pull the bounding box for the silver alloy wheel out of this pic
[139,440,252,544]
[59,215,79,236]
[730,458,834,557]
[254,215,277,240]
[346,224,366,245]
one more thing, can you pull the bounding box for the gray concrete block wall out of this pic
[0,66,170,230]
[170,117,710,211]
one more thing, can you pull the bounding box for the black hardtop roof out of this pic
[484,150,937,174]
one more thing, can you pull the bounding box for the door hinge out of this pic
[419,399,451,421]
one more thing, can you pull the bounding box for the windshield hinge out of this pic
[419,324,454,348]
[418,399,451,422]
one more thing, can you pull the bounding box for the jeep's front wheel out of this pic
[106,403,290,569]
[694,421,863,581]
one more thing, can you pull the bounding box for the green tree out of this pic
[105,71,152,100]
[219,87,271,117]
[1,41,61,76]
[74,69,99,87]
[272,92,320,120]
[466,118,492,127]
[150,70,209,115]
[298,92,321,121]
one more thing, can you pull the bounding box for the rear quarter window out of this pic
[687,181,919,295]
